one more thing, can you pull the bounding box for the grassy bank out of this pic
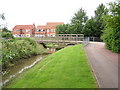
[2,38,46,71]
[5,44,97,88]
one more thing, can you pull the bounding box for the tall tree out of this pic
[82,17,95,37]
[94,3,108,37]
[71,8,88,34]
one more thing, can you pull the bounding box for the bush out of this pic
[2,32,14,39]
[2,38,46,70]
[101,1,120,53]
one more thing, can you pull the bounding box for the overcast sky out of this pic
[0,0,115,30]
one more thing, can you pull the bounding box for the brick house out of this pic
[12,22,64,37]
[35,25,47,37]
[35,22,64,37]
[12,24,36,37]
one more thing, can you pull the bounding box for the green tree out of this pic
[71,8,88,34]
[82,17,95,37]
[94,4,108,37]
[56,24,74,34]
[101,0,120,53]
[56,24,68,34]
[1,28,14,39]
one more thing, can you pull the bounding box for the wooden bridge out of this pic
[34,34,84,44]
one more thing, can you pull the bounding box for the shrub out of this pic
[2,38,46,70]
[2,32,14,39]
[101,1,120,53]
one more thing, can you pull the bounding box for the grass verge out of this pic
[5,44,97,88]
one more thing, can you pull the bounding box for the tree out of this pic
[56,24,70,34]
[1,28,14,39]
[82,17,95,37]
[101,0,120,53]
[71,8,88,34]
[94,4,108,37]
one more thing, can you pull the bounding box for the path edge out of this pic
[83,44,101,88]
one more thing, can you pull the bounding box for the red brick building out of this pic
[12,22,64,37]
[12,24,36,37]
[35,22,64,37]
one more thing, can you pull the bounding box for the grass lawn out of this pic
[5,44,97,88]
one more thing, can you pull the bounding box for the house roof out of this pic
[13,24,36,30]
[46,22,64,26]
[37,25,47,29]
[37,22,64,29]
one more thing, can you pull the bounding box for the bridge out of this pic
[34,34,84,45]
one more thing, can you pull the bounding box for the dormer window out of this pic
[41,29,44,32]
[37,29,44,32]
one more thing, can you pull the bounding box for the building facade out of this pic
[12,22,64,37]
[12,24,36,37]
[35,22,64,37]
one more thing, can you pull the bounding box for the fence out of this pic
[89,37,103,42]
[34,34,84,42]
[82,37,89,46]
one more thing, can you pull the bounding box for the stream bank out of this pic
[2,43,65,87]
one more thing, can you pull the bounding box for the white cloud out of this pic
[0,0,115,30]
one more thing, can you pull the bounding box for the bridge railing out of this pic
[82,37,89,46]
[34,34,84,42]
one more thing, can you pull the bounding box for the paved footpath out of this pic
[84,42,119,88]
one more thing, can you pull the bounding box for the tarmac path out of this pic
[84,42,119,88]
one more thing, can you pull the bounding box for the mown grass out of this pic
[5,44,97,88]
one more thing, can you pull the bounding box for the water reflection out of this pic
[1,55,47,87]
[47,48,62,53]
[1,47,62,87]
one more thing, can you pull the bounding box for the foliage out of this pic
[56,5,108,37]
[5,44,97,88]
[1,28,14,39]
[56,8,88,34]
[82,17,95,37]
[101,0,120,53]
[94,4,108,37]
[71,8,88,34]
[82,4,108,37]
[2,38,46,70]
[2,32,14,39]
[56,24,70,34]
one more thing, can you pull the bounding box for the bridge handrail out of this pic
[34,34,84,42]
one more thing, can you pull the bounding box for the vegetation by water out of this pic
[5,44,97,88]
[1,37,46,71]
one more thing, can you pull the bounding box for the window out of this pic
[21,34,24,37]
[41,29,44,32]
[53,29,55,32]
[26,29,30,32]
[14,30,18,32]
[37,29,45,32]
[22,30,24,32]
[36,29,40,32]
[47,29,49,32]
[26,34,30,37]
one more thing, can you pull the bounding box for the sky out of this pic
[0,0,115,30]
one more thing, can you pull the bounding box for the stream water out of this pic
[1,47,63,87]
